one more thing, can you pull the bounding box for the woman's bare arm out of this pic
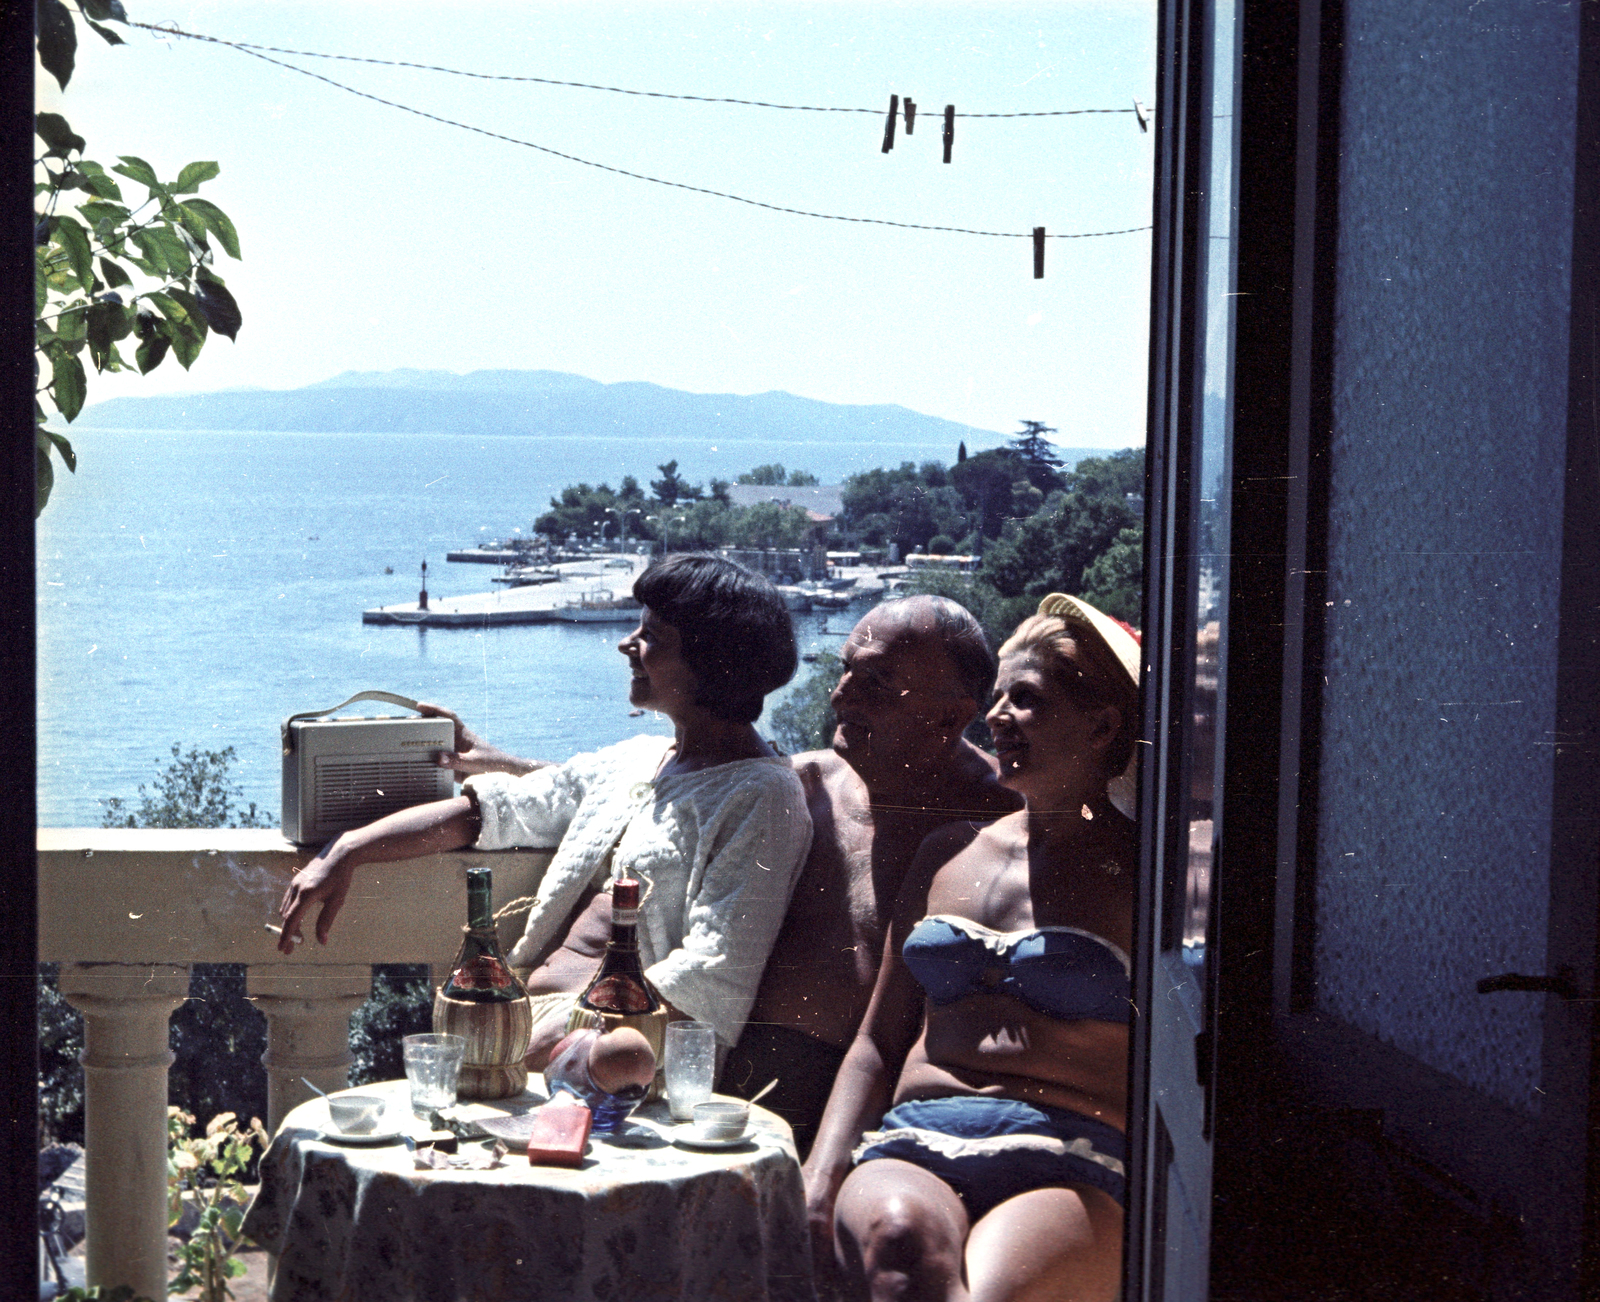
[417,702,551,779]
[277,795,480,954]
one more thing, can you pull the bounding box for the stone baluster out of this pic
[247,966,373,1132]
[60,961,193,1302]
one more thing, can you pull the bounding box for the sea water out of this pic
[35,428,895,827]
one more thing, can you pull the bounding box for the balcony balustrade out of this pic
[38,828,555,1301]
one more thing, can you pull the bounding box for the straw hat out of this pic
[1033,593,1142,817]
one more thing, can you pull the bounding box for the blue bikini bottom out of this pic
[852,1096,1126,1222]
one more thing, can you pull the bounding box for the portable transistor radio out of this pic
[281,691,456,844]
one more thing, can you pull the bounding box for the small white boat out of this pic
[490,568,561,587]
[552,608,641,623]
[551,590,643,623]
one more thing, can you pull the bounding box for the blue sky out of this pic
[39,1,1155,444]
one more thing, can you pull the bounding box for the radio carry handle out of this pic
[281,690,426,755]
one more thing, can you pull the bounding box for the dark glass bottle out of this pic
[575,877,662,1016]
[440,866,527,1003]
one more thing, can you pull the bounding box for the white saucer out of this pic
[316,1128,408,1147]
[673,1130,756,1150]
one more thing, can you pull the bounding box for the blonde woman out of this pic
[803,595,1139,1302]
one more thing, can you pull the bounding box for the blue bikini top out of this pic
[903,914,1132,1024]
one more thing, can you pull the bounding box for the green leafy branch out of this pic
[34,0,243,517]
[100,743,273,830]
[166,1106,269,1302]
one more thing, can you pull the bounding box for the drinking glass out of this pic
[664,1020,717,1122]
[403,1033,466,1114]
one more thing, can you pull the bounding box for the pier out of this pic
[363,554,901,628]
[362,556,648,627]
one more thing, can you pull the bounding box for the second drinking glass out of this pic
[663,1020,717,1122]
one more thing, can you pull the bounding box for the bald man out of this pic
[718,595,1021,1153]
[423,595,1020,1154]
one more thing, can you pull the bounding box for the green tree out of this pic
[348,966,434,1087]
[842,461,969,552]
[35,1,244,516]
[1009,419,1065,472]
[100,744,272,829]
[727,500,816,550]
[651,459,704,507]
[655,496,731,550]
[768,652,840,754]
[736,464,820,486]
[948,446,1065,540]
[1069,446,1145,501]
[37,962,84,1145]
[1079,526,1144,624]
[537,481,629,539]
[978,449,1145,601]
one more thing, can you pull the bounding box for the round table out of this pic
[241,1079,816,1302]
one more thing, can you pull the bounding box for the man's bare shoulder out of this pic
[789,748,841,780]
[789,749,859,804]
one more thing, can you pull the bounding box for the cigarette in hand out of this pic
[264,923,304,945]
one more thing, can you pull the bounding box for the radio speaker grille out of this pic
[315,755,444,829]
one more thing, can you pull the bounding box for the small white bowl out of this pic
[692,1100,749,1142]
[327,1094,385,1135]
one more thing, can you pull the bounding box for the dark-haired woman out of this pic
[278,554,813,1061]
[802,594,1139,1302]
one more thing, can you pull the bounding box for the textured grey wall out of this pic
[1313,0,1580,1113]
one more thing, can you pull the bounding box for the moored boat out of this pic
[550,590,643,623]
[491,567,562,587]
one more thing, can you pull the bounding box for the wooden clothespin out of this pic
[904,98,916,134]
[1033,228,1045,279]
[882,94,899,153]
[1133,98,1149,133]
[943,105,955,163]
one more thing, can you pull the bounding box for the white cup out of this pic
[692,1100,749,1142]
[664,1020,717,1122]
[327,1093,385,1135]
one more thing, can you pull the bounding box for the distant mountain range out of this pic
[77,368,1013,450]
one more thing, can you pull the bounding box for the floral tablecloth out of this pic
[242,1079,816,1302]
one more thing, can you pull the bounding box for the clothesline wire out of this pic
[127,19,1140,119]
[151,31,1150,241]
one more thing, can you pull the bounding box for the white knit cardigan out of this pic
[465,734,812,1047]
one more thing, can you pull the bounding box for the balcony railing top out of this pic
[39,827,555,968]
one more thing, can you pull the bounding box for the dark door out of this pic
[1266,1,1600,1294]
[1131,1,1599,1298]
